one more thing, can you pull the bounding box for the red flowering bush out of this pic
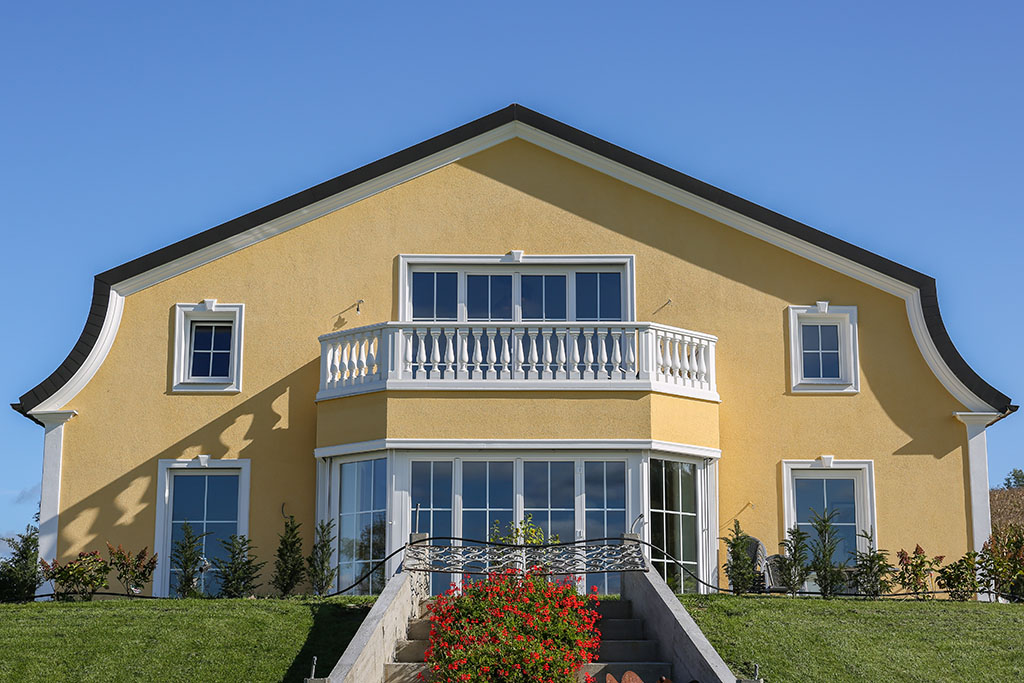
[423,570,601,683]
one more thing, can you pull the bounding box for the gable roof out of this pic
[12,104,1015,420]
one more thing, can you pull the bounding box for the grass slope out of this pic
[0,597,373,682]
[680,595,1024,683]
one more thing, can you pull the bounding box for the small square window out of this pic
[173,301,244,393]
[788,305,858,393]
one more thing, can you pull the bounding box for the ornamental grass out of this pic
[422,570,601,683]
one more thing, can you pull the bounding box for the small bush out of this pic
[425,570,600,683]
[721,519,758,594]
[775,526,810,596]
[937,551,979,601]
[306,520,338,596]
[171,521,209,598]
[894,544,944,599]
[106,543,158,596]
[851,529,894,599]
[0,525,42,602]
[979,523,1024,602]
[271,515,306,597]
[808,509,847,599]
[213,535,266,598]
[40,551,109,601]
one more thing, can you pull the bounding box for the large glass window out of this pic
[793,476,858,560]
[650,459,698,593]
[461,461,514,543]
[801,324,841,379]
[523,461,576,542]
[412,271,458,321]
[189,323,233,379]
[408,268,625,322]
[584,461,627,594]
[338,458,387,595]
[575,272,622,321]
[169,472,239,596]
[411,461,453,594]
[521,275,567,320]
[467,275,513,320]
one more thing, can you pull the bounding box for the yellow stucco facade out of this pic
[39,136,986,592]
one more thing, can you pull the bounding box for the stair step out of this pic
[595,600,632,619]
[407,619,431,640]
[385,662,673,683]
[598,618,644,640]
[597,639,659,661]
[394,639,428,663]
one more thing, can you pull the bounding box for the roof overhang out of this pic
[12,104,1016,420]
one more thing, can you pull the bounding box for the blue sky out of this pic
[1,2,1021,547]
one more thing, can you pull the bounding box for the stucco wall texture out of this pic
[54,139,970,587]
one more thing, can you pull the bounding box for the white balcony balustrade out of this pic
[317,322,718,402]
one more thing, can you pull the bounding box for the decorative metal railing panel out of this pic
[317,321,717,402]
[403,538,648,576]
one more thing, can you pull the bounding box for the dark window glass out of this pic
[598,272,621,320]
[191,352,212,378]
[545,275,567,320]
[412,272,434,320]
[550,461,574,504]
[576,273,598,319]
[172,476,205,521]
[820,324,839,351]
[794,479,825,523]
[462,462,487,509]
[435,272,457,320]
[490,276,513,320]
[803,352,821,378]
[194,325,213,351]
[205,476,239,521]
[584,462,604,508]
[521,275,544,319]
[827,479,857,524]
[467,275,489,320]
[433,462,452,508]
[489,461,514,509]
[821,352,840,378]
[210,352,230,378]
[606,462,626,509]
[411,462,431,508]
[213,327,232,351]
[523,461,548,508]
[802,324,820,351]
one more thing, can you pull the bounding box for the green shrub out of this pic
[808,509,847,599]
[306,520,338,596]
[170,521,209,598]
[106,543,158,596]
[894,544,944,599]
[270,516,306,597]
[40,551,109,601]
[213,535,266,598]
[775,526,810,596]
[978,523,1024,602]
[851,529,894,599]
[0,525,42,602]
[721,519,758,594]
[937,551,979,601]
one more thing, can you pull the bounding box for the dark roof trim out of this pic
[12,104,1015,418]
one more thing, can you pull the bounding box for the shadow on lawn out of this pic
[282,602,373,683]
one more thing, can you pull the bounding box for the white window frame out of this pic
[787,302,859,393]
[172,299,245,393]
[152,457,251,597]
[781,457,876,552]
[398,253,637,323]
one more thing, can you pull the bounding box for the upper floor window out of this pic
[787,302,858,394]
[403,254,633,323]
[173,300,245,393]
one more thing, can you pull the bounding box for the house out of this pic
[12,105,1015,597]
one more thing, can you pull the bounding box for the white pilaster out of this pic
[30,410,77,596]
[953,412,1002,554]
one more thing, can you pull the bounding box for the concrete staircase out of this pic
[384,598,673,683]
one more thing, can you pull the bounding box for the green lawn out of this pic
[0,597,373,682]
[679,594,1024,682]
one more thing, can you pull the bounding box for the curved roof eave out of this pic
[11,104,1016,420]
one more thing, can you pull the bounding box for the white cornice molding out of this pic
[314,438,722,460]
[28,288,124,414]
[953,411,1002,427]
[31,410,78,427]
[34,119,998,414]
